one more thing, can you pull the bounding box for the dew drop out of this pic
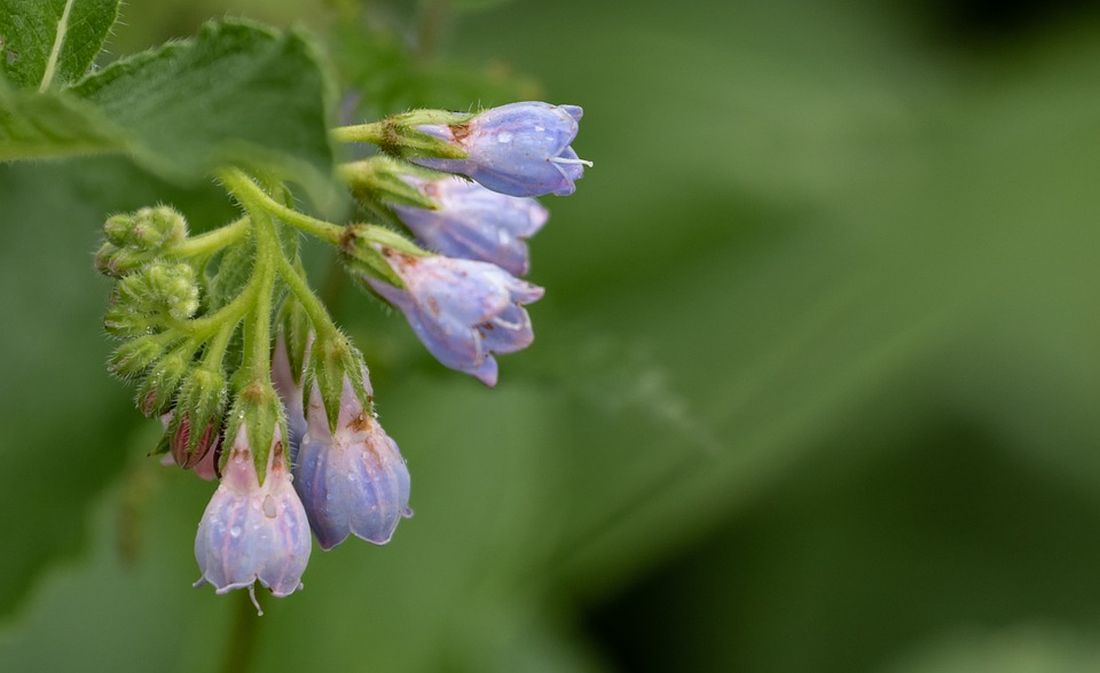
[229,526,242,538]
[262,494,277,518]
[497,131,513,144]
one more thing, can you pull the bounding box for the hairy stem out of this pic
[276,255,338,339]
[331,122,385,145]
[219,168,344,244]
[169,217,250,260]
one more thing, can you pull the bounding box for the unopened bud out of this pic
[136,350,192,416]
[169,367,227,468]
[108,336,170,379]
[103,206,187,251]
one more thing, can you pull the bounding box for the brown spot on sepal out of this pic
[449,123,472,143]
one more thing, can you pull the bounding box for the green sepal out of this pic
[339,158,439,210]
[339,223,427,288]
[305,331,371,433]
[223,379,285,485]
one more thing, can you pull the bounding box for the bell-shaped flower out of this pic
[193,426,311,607]
[294,370,411,550]
[367,251,544,386]
[394,176,548,276]
[412,102,590,197]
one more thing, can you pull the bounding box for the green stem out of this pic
[331,122,385,145]
[169,217,250,260]
[176,275,260,337]
[202,316,238,368]
[248,210,279,376]
[276,255,338,339]
[219,168,344,245]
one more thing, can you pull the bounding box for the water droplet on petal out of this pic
[262,494,277,518]
[497,131,513,144]
[229,526,242,538]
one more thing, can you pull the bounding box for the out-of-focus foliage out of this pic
[2,0,1100,671]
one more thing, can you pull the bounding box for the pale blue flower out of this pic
[394,176,548,276]
[412,102,590,197]
[367,252,544,386]
[294,370,411,550]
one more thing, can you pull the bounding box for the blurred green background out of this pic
[3,0,1100,671]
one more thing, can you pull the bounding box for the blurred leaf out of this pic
[886,627,1100,673]
[0,77,120,159]
[0,0,121,89]
[0,157,236,618]
[1,20,338,207]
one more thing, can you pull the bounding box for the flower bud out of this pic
[169,366,227,468]
[410,102,590,197]
[104,206,188,251]
[366,250,543,386]
[392,176,548,276]
[194,424,311,603]
[294,369,411,549]
[136,349,192,416]
[108,335,171,379]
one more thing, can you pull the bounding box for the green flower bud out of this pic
[136,349,192,416]
[95,242,153,278]
[103,206,188,251]
[114,262,200,325]
[108,336,170,379]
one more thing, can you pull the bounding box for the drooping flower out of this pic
[272,335,307,460]
[411,102,590,197]
[367,251,544,386]
[293,369,411,550]
[393,176,548,276]
[193,426,311,609]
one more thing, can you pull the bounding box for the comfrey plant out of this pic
[94,99,590,611]
[1,4,588,613]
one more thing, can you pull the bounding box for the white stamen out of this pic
[549,156,594,168]
[248,584,264,616]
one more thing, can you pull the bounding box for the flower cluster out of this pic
[97,102,587,612]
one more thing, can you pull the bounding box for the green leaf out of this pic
[0,19,338,207]
[0,0,121,90]
[0,76,120,159]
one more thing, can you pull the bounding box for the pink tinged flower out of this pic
[394,176,548,276]
[366,251,544,386]
[412,102,591,197]
[159,413,219,481]
[193,426,311,610]
[293,371,411,550]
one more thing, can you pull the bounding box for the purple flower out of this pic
[293,370,411,550]
[367,251,544,386]
[394,176,548,276]
[193,426,311,608]
[272,335,307,461]
[412,102,591,197]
